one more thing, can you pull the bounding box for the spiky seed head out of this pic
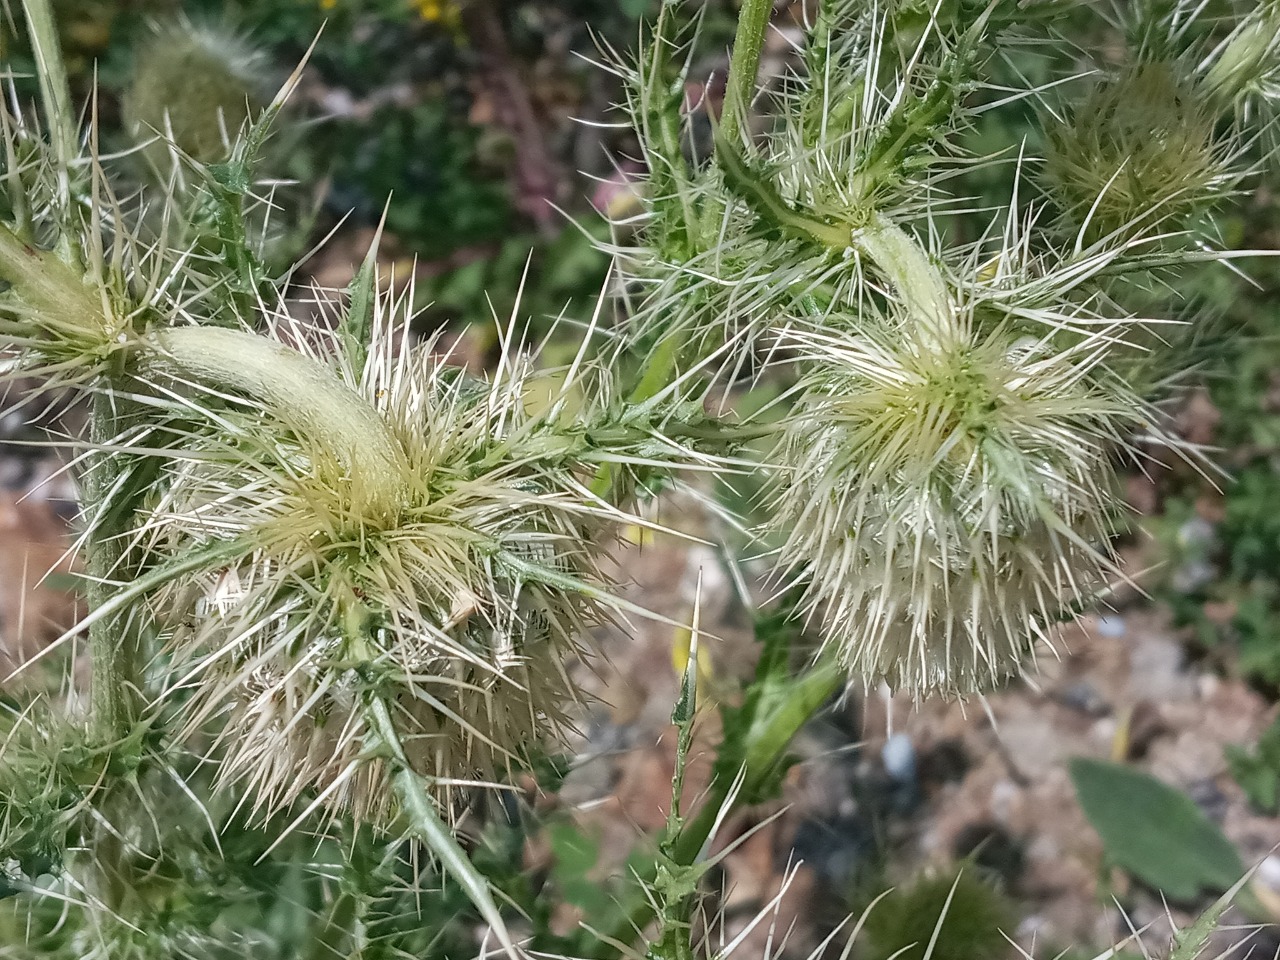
[139,324,609,823]
[1042,65,1231,241]
[767,318,1139,696]
[124,22,268,167]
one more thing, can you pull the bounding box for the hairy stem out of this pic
[586,661,845,958]
[21,0,75,169]
[359,691,522,960]
[20,0,82,266]
[590,0,778,501]
[642,1,697,259]
[84,392,142,741]
[716,140,956,340]
[0,163,143,742]
[587,331,688,499]
[672,660,843,865]
[854,214,955,344]
[720,0,772,146]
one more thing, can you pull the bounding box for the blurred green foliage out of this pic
[859,869,1017,960]
[1226,713,1280,814]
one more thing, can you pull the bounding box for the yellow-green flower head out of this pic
[124,22,268,166]
[1042,64,1231,241]
[141,324,609,822]
[767,318,1139,696]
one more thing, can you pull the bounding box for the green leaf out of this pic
[1226,744,1280,814]
[1070,757,1243,901]
[341,222,383,374]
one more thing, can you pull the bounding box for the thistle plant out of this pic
[0,0,1276,956]
[608,0,1277,698]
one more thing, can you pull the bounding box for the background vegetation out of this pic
[0,1,1278,958]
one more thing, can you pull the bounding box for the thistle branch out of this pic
[715,138,955,340]
[854,214,955,344]
[720,0,772,146]
[671,660,843,865]
[582,660,844,957]
[20,0,82,267]
[83,392,143,741]
[140,326,411,516]
[359,687,523,960]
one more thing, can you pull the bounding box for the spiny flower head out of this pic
[124,21,269,167]
[134,306,620,823]
[766,315,1140,696]
[1042,64,1235,242]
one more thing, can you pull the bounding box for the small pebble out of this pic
[882,733,916,783]
[1059,680,1109,716]
[1257,854,1280,892]
[1095,614,1126,638]
[1177,515,1217,550]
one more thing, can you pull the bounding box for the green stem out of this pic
[21,0,75,169]
[360,692,522,960]
[0,226,142,744]
[673,660,842,864]
[84,391,141,743]
[590,3,703,505]
[20,0,82,266]
[589,0,777,503]
[587,332,688,500]
[720,0,773,146]
[588,661,845,957]
[639,2,696,258]
[716,140,956,341]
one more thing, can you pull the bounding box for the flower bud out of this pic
[124,23,268,166]
[1042,65,1229,241]
[1203,5,1280,108]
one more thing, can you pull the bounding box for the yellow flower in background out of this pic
[413,0,460,25]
